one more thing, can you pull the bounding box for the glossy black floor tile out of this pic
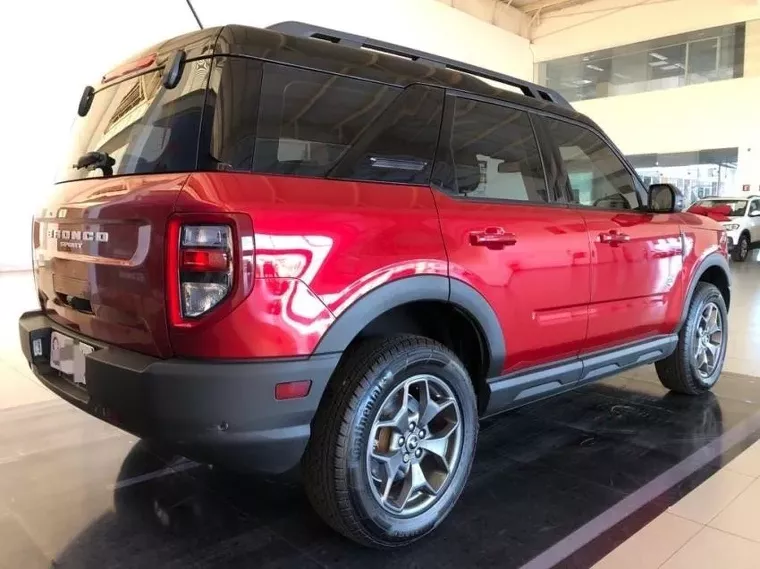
[3,368,760,569]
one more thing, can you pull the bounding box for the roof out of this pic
[97,23,597,130]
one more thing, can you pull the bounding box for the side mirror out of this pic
[750,210,760,217]
[648,183,678,213]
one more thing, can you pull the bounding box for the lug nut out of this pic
[398,437,405,446]
[415,449,422,458]
[419,429,426,438]
[403,453,410,463]
[409,421,416,431]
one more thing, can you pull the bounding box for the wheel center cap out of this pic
[407,436,419,451]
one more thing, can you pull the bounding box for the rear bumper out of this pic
[18,311,340,474]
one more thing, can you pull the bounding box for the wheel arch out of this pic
[678,253,731,330]
[313,276,506,407]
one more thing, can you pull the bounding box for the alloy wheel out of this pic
[693,301,724,380]
[366,374,463,517]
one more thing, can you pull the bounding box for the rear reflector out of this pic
[275,380,312,400]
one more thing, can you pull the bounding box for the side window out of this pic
[540,117,641,210]
[203,57,263,172]
[437,97,548,203]
[749,200,759,215]
[330,84,444,184]
[254,63,399,177]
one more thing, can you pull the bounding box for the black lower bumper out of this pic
[18,311,341,474]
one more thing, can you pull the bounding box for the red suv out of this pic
[19,22,731,548]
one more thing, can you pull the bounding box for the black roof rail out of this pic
[266,20,572,109]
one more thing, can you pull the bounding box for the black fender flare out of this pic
[313,275,506,378]
[678,252,731,330]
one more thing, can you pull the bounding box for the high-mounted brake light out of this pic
[102,53,157,83]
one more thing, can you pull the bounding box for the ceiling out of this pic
[505,0,599,15]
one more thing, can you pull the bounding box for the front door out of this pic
[431,95,591,375]
[536,115,684,354]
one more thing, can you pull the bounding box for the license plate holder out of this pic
[50,331,94,386]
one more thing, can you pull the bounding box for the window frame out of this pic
[431,90,563,208]
[533,114,648,212]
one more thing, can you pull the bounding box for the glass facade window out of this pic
[536,24,745,102]
[627,148,738,208]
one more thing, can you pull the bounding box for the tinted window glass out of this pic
[437,98,547,202]
[330,84,444,184]
[204,57,263,172]
[541,117,640,209]
[56,60,211,183]
[253,63,399,178]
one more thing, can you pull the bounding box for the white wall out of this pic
[0,0,199,271]
[529,0,760,192]
[530,0,760,60]
[1,0,530,271]
[192,0,534,79]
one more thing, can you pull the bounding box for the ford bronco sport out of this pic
[19,22,731,548]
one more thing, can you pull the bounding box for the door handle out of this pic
[598,230,630,246]
[469,228,517,249]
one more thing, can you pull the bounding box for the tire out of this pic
[655,282,728,395]
[732,233,750,262]
[303,334,478,548]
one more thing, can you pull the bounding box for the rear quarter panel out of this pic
[171,173,448,358]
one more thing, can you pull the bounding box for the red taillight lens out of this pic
[178,225,233,318]
[181,249,229,272]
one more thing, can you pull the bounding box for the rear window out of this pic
[56,59,211,183]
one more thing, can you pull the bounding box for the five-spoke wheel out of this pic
[367,374,463,516]
[304,335,478,548]
[693,302,724,380]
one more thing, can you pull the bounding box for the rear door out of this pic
[431,95,590,375]
[536,116,684,354]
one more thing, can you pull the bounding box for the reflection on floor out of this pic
[1,252,759,568]
[2,367,760,569]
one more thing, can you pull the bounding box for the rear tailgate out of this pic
[33,174,188,357]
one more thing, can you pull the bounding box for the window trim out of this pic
[430,91,565,208]
[533,114,648,213]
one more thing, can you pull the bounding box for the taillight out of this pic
[167,213,254,328]
[178,225,234,318]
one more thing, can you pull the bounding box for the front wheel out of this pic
[732,233,750,262]
[655,282,728,395]
[303,335,478,548]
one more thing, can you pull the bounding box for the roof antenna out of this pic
[186,0,204,29]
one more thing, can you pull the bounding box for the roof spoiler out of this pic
[266,20,571,109]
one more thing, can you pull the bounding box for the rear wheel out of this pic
[303,334,478,548]
[732,233,750,262]
[655,282,727,395]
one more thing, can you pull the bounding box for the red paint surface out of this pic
[34,171,728,371]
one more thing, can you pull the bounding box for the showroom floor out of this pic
[1,255,760,569]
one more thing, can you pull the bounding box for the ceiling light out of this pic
[586,64,604,72]
[649,52,668,60]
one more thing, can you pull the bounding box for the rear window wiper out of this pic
[74,151,115,177]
